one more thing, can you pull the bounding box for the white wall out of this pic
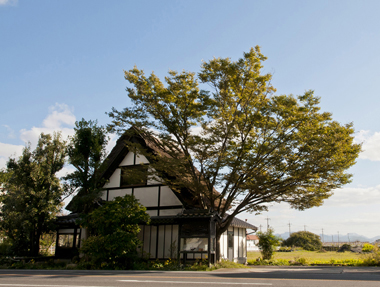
[140,224,179,259]
[219,227,247,263]
[101,151,184,216]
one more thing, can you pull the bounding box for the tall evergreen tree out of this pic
[0,133,66,256]
[65,119,108,214]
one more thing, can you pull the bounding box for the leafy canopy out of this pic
[108,46,361,236]
[282,231,322,251]
[0,133,66,256]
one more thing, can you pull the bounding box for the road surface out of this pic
[0,266,379,287]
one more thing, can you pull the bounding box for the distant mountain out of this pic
[275,232,380,243]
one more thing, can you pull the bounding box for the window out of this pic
[228,231,234,248]
[120,165,148,187]
[58,234,79,248]
[180,238,208,252]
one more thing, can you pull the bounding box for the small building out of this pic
[55,130,257,264]
[247,234,259,251]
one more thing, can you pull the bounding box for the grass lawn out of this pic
[248,250,363,262]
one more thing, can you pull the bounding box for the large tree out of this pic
[0,133,66,256]
[65,119,109,215]
[107,46,361,260]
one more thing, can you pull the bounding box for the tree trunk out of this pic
[79,227,89,258]
[30,228,41,257]
[216,233,221,262]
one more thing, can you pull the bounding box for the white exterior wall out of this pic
[247,239,259,251]
[103,168,120,188]
[139,224,179,259]
[102,151,183,215]
[99,151,183,259]
[219,227,247,263]
[220,231,227,260]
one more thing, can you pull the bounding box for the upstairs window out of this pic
[120,165,148,187]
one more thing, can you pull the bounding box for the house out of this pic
[247,234,259,251]
[55,130,257,264]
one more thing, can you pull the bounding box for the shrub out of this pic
[277,246,292,252]
[362,246,380,266]
[257,228,282,260]
[362,243,374,253]
[282,231,322,251]
[338,244,351,252]
[80,195,150,269]
[0,238,13,256]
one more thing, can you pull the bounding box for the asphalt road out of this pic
[0,266,379,287]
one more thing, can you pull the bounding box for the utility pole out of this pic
[265,217,270,232]
[288,222,291,236]
[321,228,324,243]
[338,231,340,247]
[259,224,262,232]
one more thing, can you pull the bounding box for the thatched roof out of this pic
[67,127,228,213]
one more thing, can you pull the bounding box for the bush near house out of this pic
[79,195,150,269]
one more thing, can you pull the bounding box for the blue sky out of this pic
[1,0,380,238]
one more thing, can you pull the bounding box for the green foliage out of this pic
[257,228,282,260]
[80,195,150,269]
[248,258,290,266]
[0,133,66,256]
[338,243,351,252]
[0,237,13,256]
[362,246,380,266]
[277,246,293,252]
[107,47,361,258]
[362,243,374,253]
[39,233,56,256]
[65,119,109,214]
[282,231,322,251]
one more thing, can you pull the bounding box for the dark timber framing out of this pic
[55,130,257,264]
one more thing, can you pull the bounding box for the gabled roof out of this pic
[99,128,205,209]
[231,217,257,230]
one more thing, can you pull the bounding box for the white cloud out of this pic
[43,103,76,129]
[0,103,76,169]
[355,130,380,161]
[106,133,118,154]
[0,142,25,169]
[20,103,76,148]
[0,0,17,6]
[0,142,24,158]
[323,185,380,207]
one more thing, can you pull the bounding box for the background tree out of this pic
[282,231,322,251]
[257,228,282,260]
[0,133,66,256]
[80,195,150,269]
[107,47,361,260]
[65,119,108,214]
